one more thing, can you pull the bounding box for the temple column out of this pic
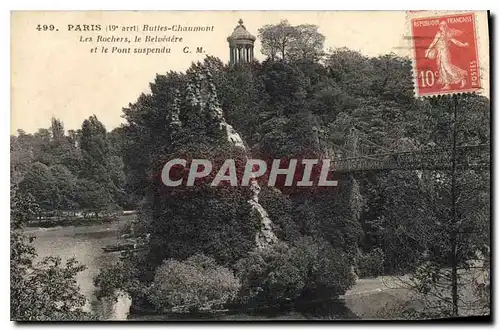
[227,19,256,65]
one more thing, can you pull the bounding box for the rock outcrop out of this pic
[180,66,279,248]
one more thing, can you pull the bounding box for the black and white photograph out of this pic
[9,10,491,322]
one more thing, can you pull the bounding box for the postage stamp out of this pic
[410,12,481,97]
[10,11,491,321]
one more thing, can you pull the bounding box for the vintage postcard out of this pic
[10,11,491,321]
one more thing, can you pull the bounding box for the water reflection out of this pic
[29,221,131,320]
[27,221,360,320]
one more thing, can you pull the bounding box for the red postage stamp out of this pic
[410,12,481,97]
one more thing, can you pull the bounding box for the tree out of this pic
[10,183,92,320]
[235,237,356,309]
[67,129,81,148]
[258,21,325,63]
[11,132,35,175]
[75,178,115,217]
[369,54,415,104]
[50,164,78,212]
[108,155,127,207]
[80,115,110,180]
[213,61,267,146]
[261,60,307,105]
[11,253,91,321]
[148,254,240,312]
[108,127,126,158]
[145,143,257,267]
[121,71,186,202]
[258,20,294,61]
[48,118,84,175]
[19,162,57,214]
[325,48,375,97]
[50,117,65,141]
[79,115,117,212]
[288,24,325,63]
[367,95,490,317]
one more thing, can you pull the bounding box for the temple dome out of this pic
[227,19,256,42]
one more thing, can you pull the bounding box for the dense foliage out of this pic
[11,117,130,221]
[149,254,240,312]
[12,20,490,319]
[112,48,489,316]
[10,181,93,320]
[235,237,355,309]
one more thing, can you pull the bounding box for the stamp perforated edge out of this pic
[405,10,487,99]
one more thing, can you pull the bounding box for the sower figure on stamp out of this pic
[425,20,469,90]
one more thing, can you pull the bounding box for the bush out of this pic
[148,254,240,313]
[234,237,356,309]
[292,237,356,301]
[234,242,304,308]
[357,248,385,278]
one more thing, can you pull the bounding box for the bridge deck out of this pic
[328,144,490,172]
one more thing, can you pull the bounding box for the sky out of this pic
[10,11,489,134]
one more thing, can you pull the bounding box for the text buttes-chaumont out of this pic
[142,24,215,32]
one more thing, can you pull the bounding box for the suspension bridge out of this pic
[318,127,490,173]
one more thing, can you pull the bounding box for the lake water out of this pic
[25,220,428,320]
[26,221,326,320]
[27,221,133,320]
